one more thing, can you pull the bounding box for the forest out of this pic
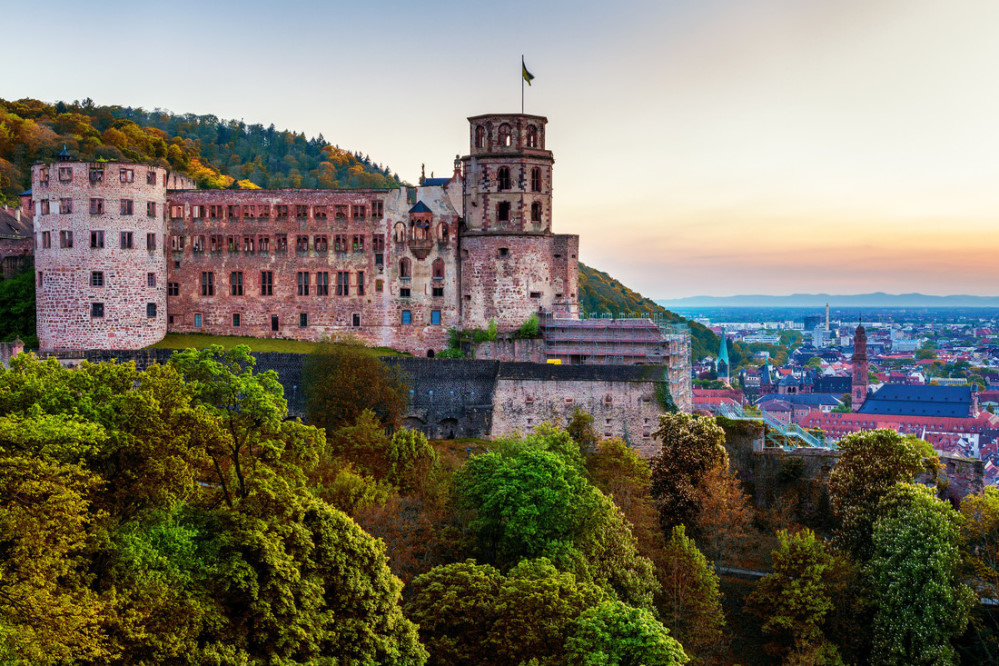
[0,97,401,203]
[1,341,997,665]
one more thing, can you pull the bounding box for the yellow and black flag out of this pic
[522,57,535,86]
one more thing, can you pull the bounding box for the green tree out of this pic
[564,600,689,666]
[0,266,36,347]
[747,529,843,664]
[331,409,439,494]
[827,429,937,561]
[870,484,974,666]
[648,413,728,535]
[408,558,607,666]
[568,408,599,452]
[303,338,409,431]
[659,526,725,664]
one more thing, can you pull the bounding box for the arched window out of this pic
[394,222,406,243]
[498,124,512,147]
[497,166,511,191]
[497,202,511,221]
[399,257,411,278]
[530,167,542,192]
[526,125,538,148]
[531,201,542,222]
[438,222,449,243]
[432,258,445,279]
[475,125,486,148]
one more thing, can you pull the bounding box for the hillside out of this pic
[578,263,718,360]
[0,97,401,204]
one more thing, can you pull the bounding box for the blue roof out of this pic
[858,384,973,418]
[20,189,31,196]
[422,178,450,186]
[409,201,432,214]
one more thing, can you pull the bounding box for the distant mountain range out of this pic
[656,293,999,308]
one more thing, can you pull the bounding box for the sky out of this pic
[6,0,999,299]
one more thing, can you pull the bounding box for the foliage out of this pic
[564,599,689,666]
[435,347,465,359]
[150,332,408,356]
[304,338,409,431]
[0,265,36,347]
[568,408,599,452]
[514,313,542,339]
[827,429,938,561]
[691,465,754,566]
[649,413,729,535]
[0,97,401,201]
[869,484,975,666]
[656,377,679,413]
[408,558,607,666]
[577,263,716,361]
[659,526,726,664]
[747,529,843,663]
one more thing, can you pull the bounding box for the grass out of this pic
[147,333,409,357]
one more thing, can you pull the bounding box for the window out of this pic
[371,201,383,219]
[258,205,270,219]
[497,167,511,190]
[90,198,104,214]
[352,204,365,219]
[352,313,361,327]
[226,236,237,252]
[146,233,156,250]
[60,230,73,248]
[499,247,509,258]
[334,205,348,219]
[530,291,541,299]
[231,271,243,296]
[120,168,134,183]
[376,279,384,293]
[299,313,308,327]
[431,310,441,325]
[317,272,329,296]
[352,235,364,252]
[147,201,157,217]
[531,201,542,222]
[258,235,270,252]
[227,204,239,219]
[243,236,254,253]
[475,125,485,148]
[399,257,411,279]
[170,205,185,219]
[336,271,349,296]
[530,167,542,192]
[295,204,309,218]
[298,272,310,296]
[147,272,156,287]
[271,315,279,331]
[210,235,222,252]
[170,234,184,251]
[91,302,104,318]
[201,272,215,296]
[372,234,385,252]
[432,258,445,279]
[314,235,328,252]
[275,204,288,219]
[120,231,133,249]
[296,235,309,252]
[497,202,510,221]
[527,125,538,148]
[146,303,157,318]
[400,288,411,298]
[40,200,50,215]
[39,168,49,186]
[168,282,179,296]
[498,123,512,147]
[59,167,72,182]
[433,286,444,298]
[261,271,273,296]
[276,234,288,252]
[401,310,412,325]
[334,234,348,253]
[243,206,253,219]
[232,313,241,327]
[42,231,51,248]
[90,271,104,287]
[146,170,157,185]
[120,199,133,215]
[314,205,327,219]
[209,205,223,219]
[194,313,202,328]
[90,230,104,248]
[60,198,72,214]
[357,272,365,296]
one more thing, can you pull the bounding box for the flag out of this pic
[522,58,535,86]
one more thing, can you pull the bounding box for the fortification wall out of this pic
[32,162,184,350]
[165,188,458,357]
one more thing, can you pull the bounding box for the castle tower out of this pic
[32,159,181,350]
[851,320,869,411]
[459,114,578,330]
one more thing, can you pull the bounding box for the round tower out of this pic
[851,320,869,411]
[33,159,171,350]
[460,114,574,330]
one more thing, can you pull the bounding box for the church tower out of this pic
[716,326,730,381]
[851,321,868,411]
[458,114,578,330]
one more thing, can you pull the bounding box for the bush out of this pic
[514,314,541,339]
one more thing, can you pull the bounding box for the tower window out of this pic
[497,202,511,221]
[299,313,308,327]
[497,167,511,191]
[475,125,486,148]
[498,123,512,147]
[146,303,157,318]
[233,313,241,327]
[531,201,542,222]
[91,303,104,318]
[90,230,104,248]
[90,271,104,287]
[527,125,538,148]
[530,167,542,192]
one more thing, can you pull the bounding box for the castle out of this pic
[31,114,579,355]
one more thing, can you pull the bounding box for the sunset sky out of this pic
[6,0,999,298]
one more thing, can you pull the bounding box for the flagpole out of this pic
[521,54,525,114]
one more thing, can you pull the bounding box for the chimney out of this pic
[14,208,20,222]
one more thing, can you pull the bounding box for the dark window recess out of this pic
[530,291,542,299]
[400,288,411,298]
[91,302,104,318]
[232,313,241,327]
[299,313,308,327]
[146,303,157,318]
[271,315,279,332]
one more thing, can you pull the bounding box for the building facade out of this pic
[32,114,580,357]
